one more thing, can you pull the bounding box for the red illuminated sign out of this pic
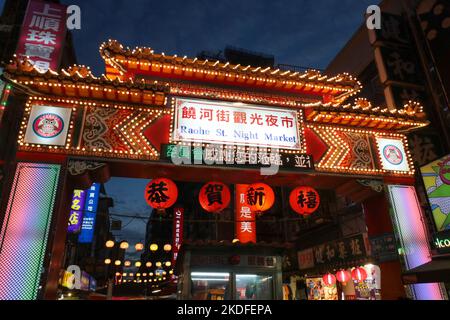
[15,0,67,72]
[235,184,256,243]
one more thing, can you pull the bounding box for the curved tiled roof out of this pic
[99,40,362,102]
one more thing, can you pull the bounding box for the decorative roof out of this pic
[306,98,429,131]
[99,40,362,103]
[3,57,169,106]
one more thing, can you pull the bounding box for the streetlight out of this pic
[146,262,152,267]
[150,244,158,252]
[165,261,171,267]
[104,258,111,265]
[135,261,142,267]
[163,244,172,252]
[155,262,162,268]
[135,243,144,251]
[124,261,131,267]
[114,260,121,266]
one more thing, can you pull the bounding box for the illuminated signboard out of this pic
[15,0,67,72]
[433,230,450,254]
[420,154,450,232]
[67,189,86,233]
[24,105,72,146]
[173,97,301,150]
[172,207,184,264]
[78,183,100,243]
[235,184,256,244]
[376,137,410,172]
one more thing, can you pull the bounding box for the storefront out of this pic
[175,242,286,300]
[0,40,446,300]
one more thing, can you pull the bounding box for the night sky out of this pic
[58,0,376,75]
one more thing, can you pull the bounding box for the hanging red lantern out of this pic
[289,186,320,216]
[351,267,368,283]
[144,178,178,211]
[246,183,275,214]
[336,270,351,285]
[322,273,336,287]
[199,182,231,213]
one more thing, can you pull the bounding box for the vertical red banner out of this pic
[15,0,68,72]
[235,184,256,243]
[172,207,184,265]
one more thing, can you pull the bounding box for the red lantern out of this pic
[144,178,178,211]
[336,270,351,285]
[246,183,275,214]
[322,273,336,287]
[351,267,368,283]
[199,182,231,213]
[289,186,320,216]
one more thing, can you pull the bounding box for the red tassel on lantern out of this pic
[336,270,351,285]
[351,267,368,282]
[322,273,336,287]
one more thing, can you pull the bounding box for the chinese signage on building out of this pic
[24,105,71,146]
[173,98,301,150]
[235,184,256,244]
[297,248,314,270]
[420,154,450,232]
[67,189,86,233]
[15,0,67,72]
[172,207,184,264]
[298,234,369,270]
[376,137,410,172]
[161,144,314,171]
[369,233,398,263]
[78,183,100,243]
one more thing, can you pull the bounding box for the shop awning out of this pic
[402,255,450,284]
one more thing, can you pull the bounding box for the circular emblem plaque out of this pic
[32,113,64,138]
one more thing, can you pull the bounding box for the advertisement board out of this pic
[173,98,301,150]
[305,277,338,300]
[15,0,67,72]
[420,154,450,231]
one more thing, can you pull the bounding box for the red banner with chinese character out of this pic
[235,184,256,243]
[15,0,67,72]
[172,207,184,264]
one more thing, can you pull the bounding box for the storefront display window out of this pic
[235,274,273,300]
[190,272,230,300]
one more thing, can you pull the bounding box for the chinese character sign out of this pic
[78,183,100,243]
[15,0,68,72]
[199,182,231,213]
[173,97,301,150]
[235,184,256,243]
[289,186,320,216]
[172,207,184,264]
[67,189,86,233]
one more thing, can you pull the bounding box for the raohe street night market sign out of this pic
[173,97,301,150]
